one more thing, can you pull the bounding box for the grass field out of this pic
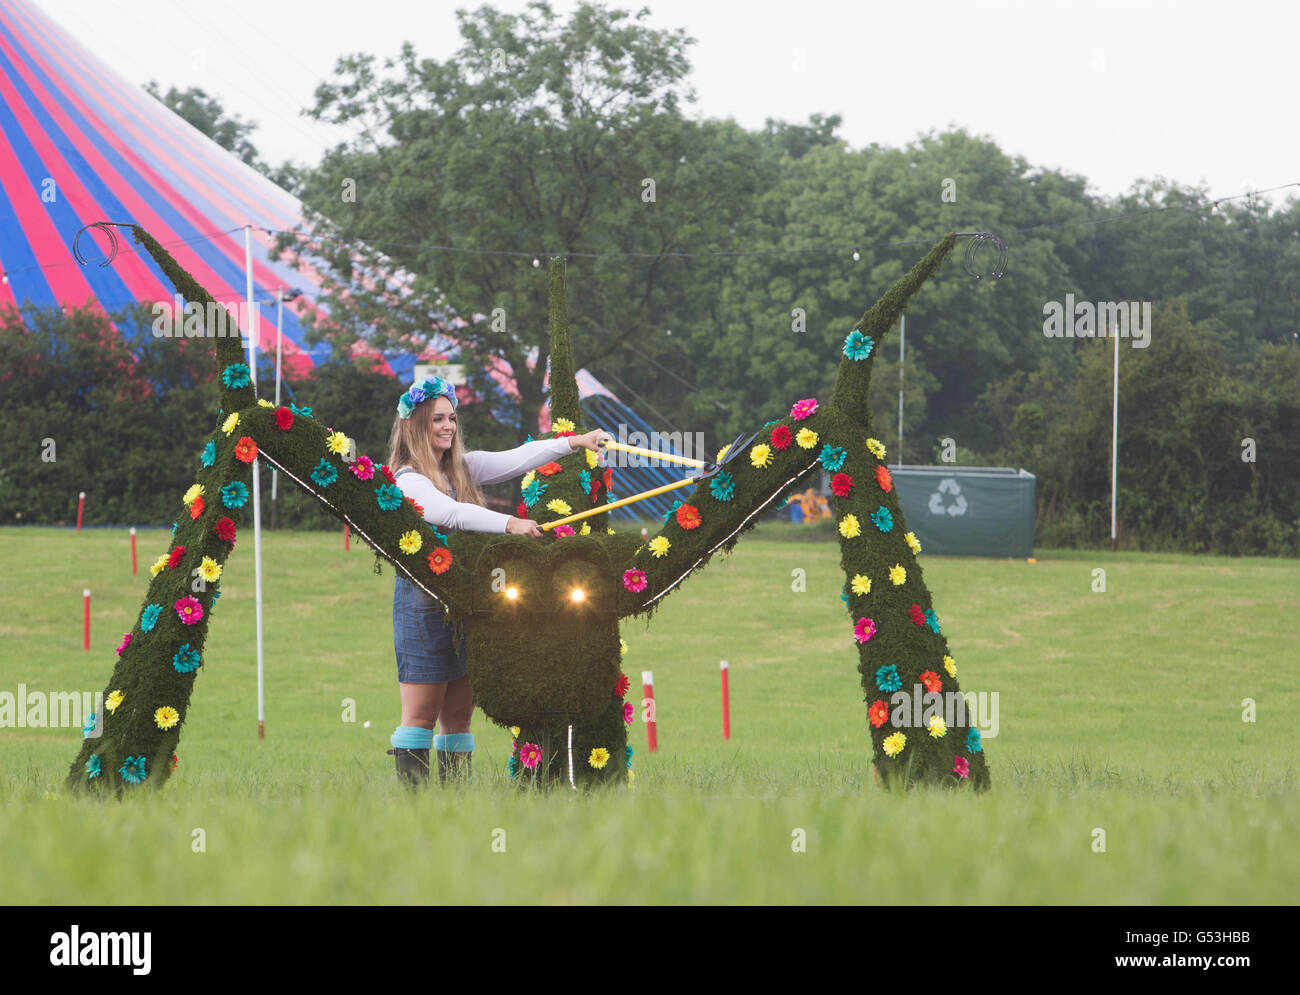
[1,523,1297,904]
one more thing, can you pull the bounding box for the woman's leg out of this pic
[437,675,473,734]
[400,681,446,730]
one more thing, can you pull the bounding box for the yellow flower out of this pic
[838,514,861,538]
[796,428,818,449]
[750,443,773,468]
[183,483,204,506]
[889,564,906,586]
[150,555,168,577]
[579,522,591,535]
[554,417,575,433]
[905,531,922,555]
[257,398,273,407]
[521,470,536,490]
[198,557,222,583]
[851,573,871,596]
[928,715,947,739]
[866,437,886,460]
[648,536,671,558]
[105,690,124,713]
[546,498,572,516]
[585,448,599,469]
[222,412,239,435]
[883,731,906,757]
[326,431,350,455]
[154,706,180,730]
[716,443,732,463]
[588,747,610,769]
[510,726,521,738]
[606,527,615,535]
[399,530,423,555]
[628,768,636,786]
[619,638,628,656]
[943,655,956,678]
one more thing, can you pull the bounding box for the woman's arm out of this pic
[395,471,512,533]
[464,436,576,486]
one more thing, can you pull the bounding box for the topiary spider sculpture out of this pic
[67,227,991,793]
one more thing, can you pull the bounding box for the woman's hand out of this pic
[506,516,543,538]
[568,428,613,452]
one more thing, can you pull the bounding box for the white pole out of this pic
[1110,316,1120,552]
[896,313,905,468]
[245,225,267,739]
[272,293,283,502]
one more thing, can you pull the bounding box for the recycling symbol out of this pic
[928,477,968,517]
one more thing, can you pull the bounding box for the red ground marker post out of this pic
[720,659,730,740]
[129,527,138,574]
[642,670,657,752]
[76,491,85,531]
[82,589,90,650]
[344,524,350,550]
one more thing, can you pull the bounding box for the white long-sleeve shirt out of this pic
[394,437,575,533]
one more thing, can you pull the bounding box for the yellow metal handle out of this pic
[598,439,705,469]
[541,475,697,531]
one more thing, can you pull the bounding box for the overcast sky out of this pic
[37,0,1300,207]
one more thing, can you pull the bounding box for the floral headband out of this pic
[397,376,457,419]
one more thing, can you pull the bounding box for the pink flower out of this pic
[854,617,877,644]
[350,455,375,481]
[116,632,132,656]
[623,701,634,725]
[553,524,575,537]
[953,756,970,779]
[623,568,648,593]
[790,397,819,421]
[519,742,542,769]
[175,596,204,626]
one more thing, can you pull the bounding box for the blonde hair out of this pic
[386,396,485,507]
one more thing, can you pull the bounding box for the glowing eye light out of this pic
[505,586,518,600]
[570,588,585,603]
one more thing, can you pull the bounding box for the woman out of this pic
[385,376,611,787]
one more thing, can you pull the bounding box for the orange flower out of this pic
[869,700,890,728]
[189,495,205,519]
[427,547,453,575]
[675,504,702,530]
[405,495,425,516]
[875,465,893,492]
[920,669,942,693]
[537,462,563,476]
[234,436,259,464]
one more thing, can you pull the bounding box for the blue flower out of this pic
[871,506,893,532]
[606,489,615,503]
[710,470,735,502]
[925,608,940,634]
[172,643,202,673]
[506,756,518,778]
[201,441,217,468]
[221,362,251,389]
[407,385,426,403]
[521,479,546,506]
[840,585,850,607]
[875,664,902,693]
[843,330,875,361]
[310,459,338,487]
[171,522,178,535]
[141,604,163,633]
[211,585,220,603]
[819,445,847,472]
[290,402,313,418]
[579,469,591,492]
[662,499,683,524]
[86,755,101,780]
[431,528,448,546]
[626,745,634,769]
[967,728,982,753]
[220,481,249,509]
[82,712,98,738]
[375,484,403,511]
[118,755,147,785]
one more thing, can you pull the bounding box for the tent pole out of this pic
[245,225,267,740]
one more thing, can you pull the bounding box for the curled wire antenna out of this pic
[72,221,136,267]
[955,231,1008,280]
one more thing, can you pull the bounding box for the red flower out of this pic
[537,462,563,476]
[517,501,528,517]
[215,517,237,542]
[234,436,259,464]
[876,465,893,492]
[869,700,890,728]
[167,545,186,569]
[171,753,179,770]
[380,464,396,484]
[831,473,854,498]
[909,604,926,627]
[555,430,575,437]
[602,467,613,490]
[275,406,293,431]
[616,673,630,697]
[920,670,942,694]
[675,504,702,530]
[189,495,205,519]
[771,425,793,450]
[405,495,425,516]
[427,547,453,575]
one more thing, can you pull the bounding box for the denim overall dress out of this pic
[392,468,468,684]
